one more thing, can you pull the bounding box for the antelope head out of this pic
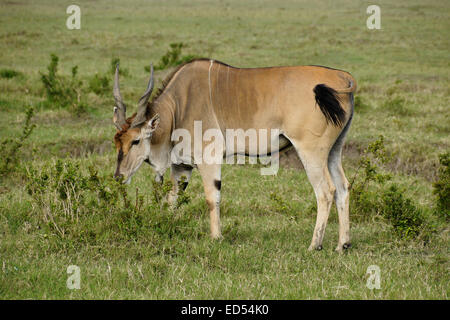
[112,63,161,184]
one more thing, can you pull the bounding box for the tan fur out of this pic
[114,115,139,153]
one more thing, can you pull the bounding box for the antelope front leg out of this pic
[197,163,222,239]
[168,164,193,205]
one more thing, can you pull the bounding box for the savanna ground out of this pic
[0,0,449,299]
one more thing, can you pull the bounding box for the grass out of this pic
[0,0,448,299]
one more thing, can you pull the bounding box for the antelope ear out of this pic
[142,114,160,138]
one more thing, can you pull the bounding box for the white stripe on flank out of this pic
[208,59,214,109]
[207,59,223,136]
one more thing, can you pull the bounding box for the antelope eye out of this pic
[131,139,140,146]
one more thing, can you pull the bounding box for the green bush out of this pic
[433,152,450,220]
[88,57,131,96]
[40,54,87,114]
[150,178,172,207]
[0,68,21,79]
[26,159,130,238]
[175,175,191,208]
[41,54,74,103]
[110,57,129,76]
[381,185,426,239]
[24,158,194,244]
[350,135,391,220]
[148,43,199,71]
[0,106,35,179]
[88,73,110,95]
[349,136,430,239]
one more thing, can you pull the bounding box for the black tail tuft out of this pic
[313,84,346,127]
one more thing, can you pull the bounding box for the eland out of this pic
[112,59,356,251]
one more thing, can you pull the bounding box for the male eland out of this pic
[111,59,356,251]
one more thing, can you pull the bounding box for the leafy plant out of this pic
[350,135,392,220]
[88,57,131,96]
[88,73,110,95]
[0,106,35,179]
[149,43,199,71]
[380,185,426,239]
[433,152,450,220]
[351,135,391,186]
[110,57,129,76]
[349,136,430,240]
[0,68,21,79]
[175,175,191,208]
[151,178,173,208]
[25,159,128,237]
[24,157,194,243]
[40,54,87,114]
[41,54,72,103]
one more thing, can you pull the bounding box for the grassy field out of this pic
[0,0,448,299]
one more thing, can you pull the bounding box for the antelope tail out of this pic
[313,84,346,127]
[313,73,356,126]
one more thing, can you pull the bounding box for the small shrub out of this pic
[40,54,87,114]
[0,106,35,179]
[381,185,427,239]
[88,73,110,95]
[175,175,191,208]
[88,57,130,96]
[110,57,128,76]
[433,152,450,220]
[350,135,392,220]
[41,54,71,103]
[151,178,173,208]
[25,159,126,237]
[0,68,21,79]
[87,166,122,207]
[150,43,199,71]
[350,136,431,240]
[24,158,196,244]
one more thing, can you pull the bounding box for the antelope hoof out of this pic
[308,244,323,251]
[335,242,352,252]
[210,232,222,240]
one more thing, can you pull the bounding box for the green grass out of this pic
[0,0,448,299]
